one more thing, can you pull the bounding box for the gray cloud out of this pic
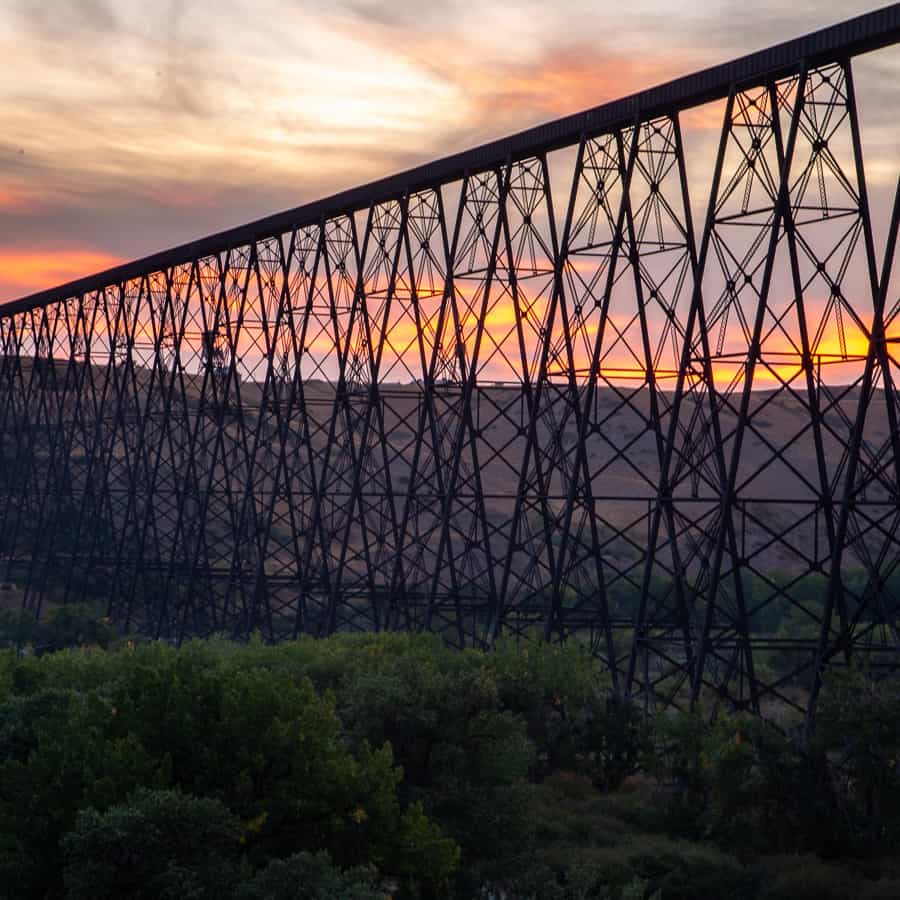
[10,0,119,37]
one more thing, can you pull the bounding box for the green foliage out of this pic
[247,632,537,878]
[0,610,41,649]
[0,638,457,899]
[698,715,840,854]
[0,631,898,899]
[649,711,844,854]
[608,836,752,900]
[62,788,241,900]
[393,801,461,896]
[755,855,865,900]
[482,829,750,899]
[233,851,382,900]
[487,638,647,789]
[38,604,116,653]
[0,687,169,896]
[0,604,115,653]
[816,666,900,847]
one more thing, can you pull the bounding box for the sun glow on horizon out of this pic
[0,248,123,301]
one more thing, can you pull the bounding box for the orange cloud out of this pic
[450,51,685,133]
[680,100,729,131]
[0,248,123,303]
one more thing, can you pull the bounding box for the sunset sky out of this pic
[0,0,897,303]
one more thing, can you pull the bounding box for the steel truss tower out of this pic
[1,7,899,718]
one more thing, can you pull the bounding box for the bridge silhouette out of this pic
[1,6,898,719]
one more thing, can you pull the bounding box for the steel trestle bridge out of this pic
[2,6,899,718]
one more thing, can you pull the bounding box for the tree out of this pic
[0,687,167,897]
[233,851,382,900]
[62,788,240,900]
[816,667,900,848]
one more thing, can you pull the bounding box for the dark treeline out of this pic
[0,617,899,899]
